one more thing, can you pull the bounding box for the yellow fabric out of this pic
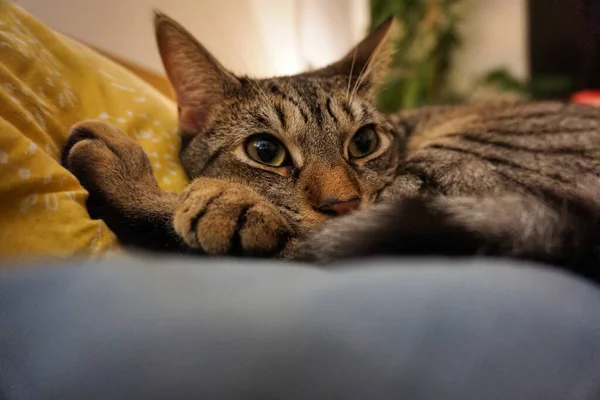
[0,1,189,259]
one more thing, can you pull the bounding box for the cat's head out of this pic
[155,12,401,231]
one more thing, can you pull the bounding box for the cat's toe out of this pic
[61,123,99,170]
[234,202,291,256]
[62,120,153,188]
[173,179,291,257]
[173,184,224,251]
[62,127,120,189]
[63,121,124,168]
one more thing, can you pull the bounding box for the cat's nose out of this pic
[317,197,360,216]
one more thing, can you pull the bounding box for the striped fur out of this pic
[179,75,401,233]
[298,102,600,282]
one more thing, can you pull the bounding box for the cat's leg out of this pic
[62,121,184,251]
[295,196,503,263]
[63,121,292,256]
[296,193,600,277]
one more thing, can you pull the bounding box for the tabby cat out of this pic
[62,12,600,282]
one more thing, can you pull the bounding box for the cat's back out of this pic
[391,101,600,196]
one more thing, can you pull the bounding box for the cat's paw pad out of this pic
[174,179,291,256]
[62,120,155,193]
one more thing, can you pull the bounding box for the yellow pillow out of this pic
[0,2,189,259]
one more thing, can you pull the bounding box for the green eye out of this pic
[348,125,379,159]
[245,134,289,167]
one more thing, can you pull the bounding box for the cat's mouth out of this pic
[310,197,366,220]
[313,207,338,217]
[294,197,371,231]
[313,198,361,217]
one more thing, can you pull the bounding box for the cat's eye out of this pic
[348,125,379,159]
[245,134,289,167]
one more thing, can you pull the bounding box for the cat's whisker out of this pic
[349,47,376,103]
[247,78,271,105]
[367,85,391,103]
[346,47,358,101]
[351,48,400,102]
[349,43,398,102]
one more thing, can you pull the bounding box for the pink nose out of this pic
[317,198,360,216]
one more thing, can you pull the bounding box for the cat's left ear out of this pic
[154,11,241,138]
[309,17,398,95]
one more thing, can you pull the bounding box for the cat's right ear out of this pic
[308,16,398,96]
[154,11,240,138]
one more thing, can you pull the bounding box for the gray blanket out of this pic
[0,256,599,399]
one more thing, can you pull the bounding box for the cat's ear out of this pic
[310,17,398,95]
[154,11,240,137]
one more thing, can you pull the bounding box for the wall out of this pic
[15,0,527,95]
[450,0,528,94]
[14,0,273,76]
[14,0,367,78]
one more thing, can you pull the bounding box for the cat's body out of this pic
[62,13,600,283]
[300,102,600,283]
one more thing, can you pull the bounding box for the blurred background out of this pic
[14,0,600,112]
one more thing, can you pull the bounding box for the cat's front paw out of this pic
[174,178,292,257]
[62,120,159,201]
